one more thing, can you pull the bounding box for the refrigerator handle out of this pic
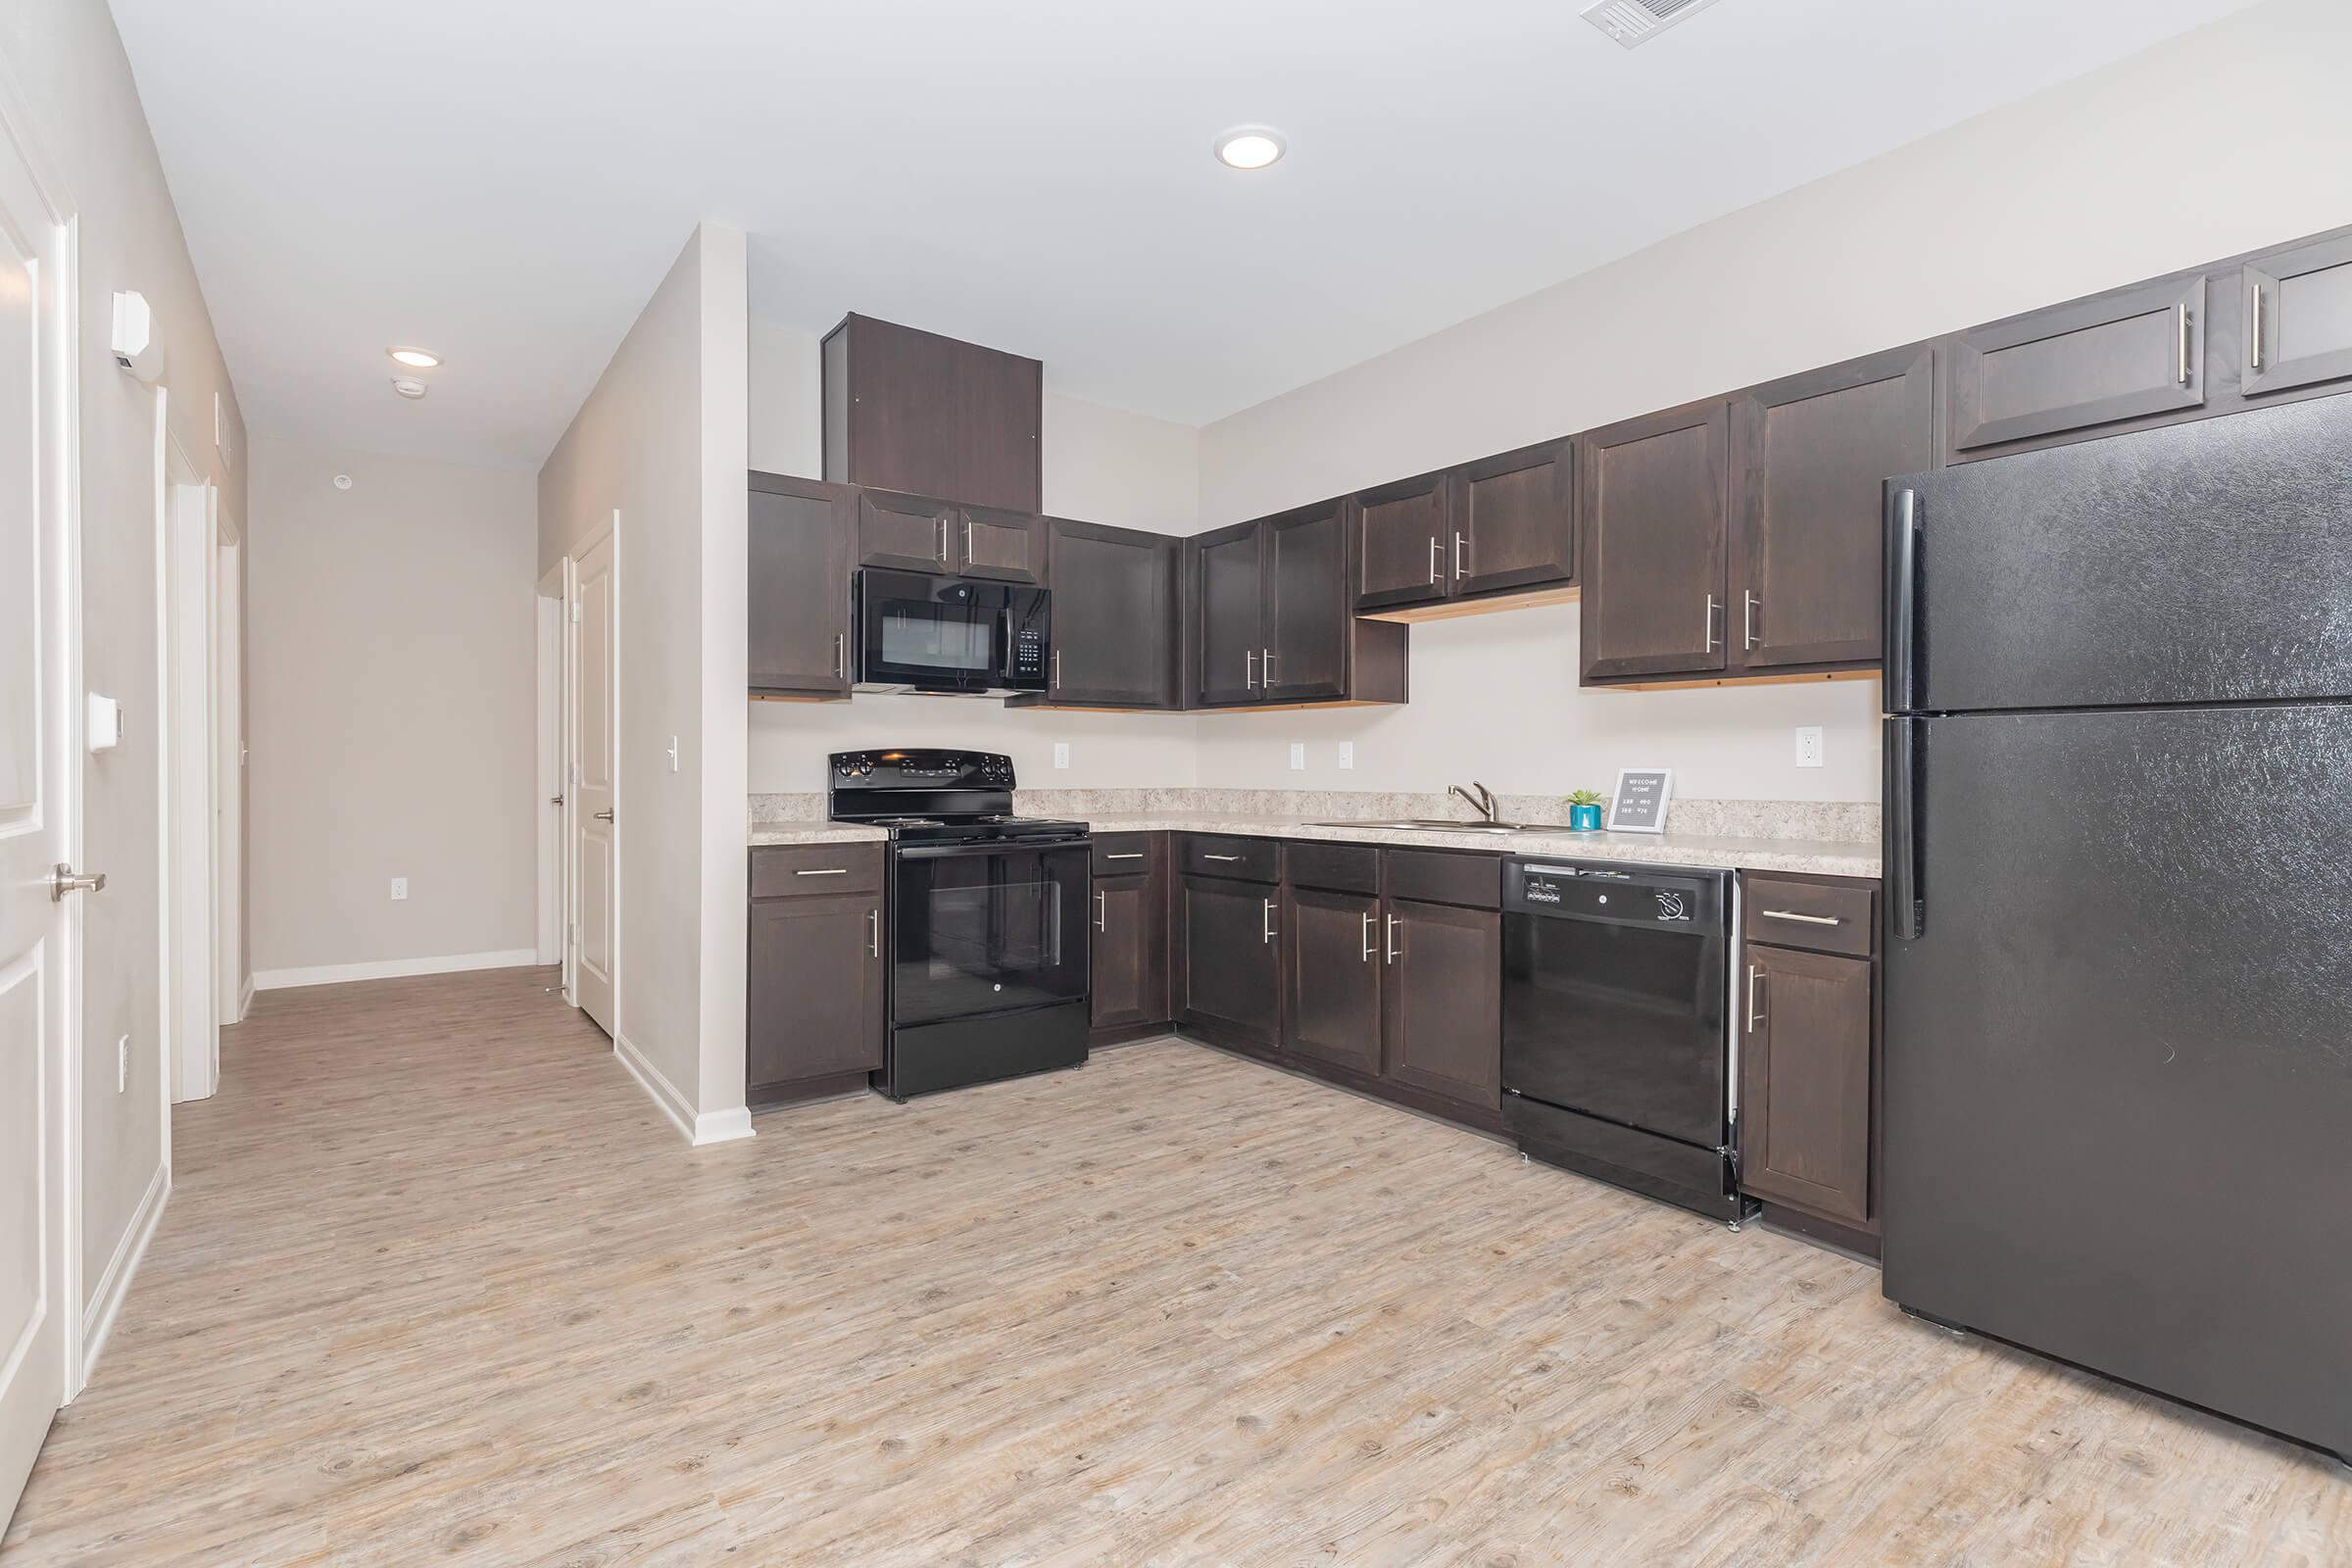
[1887,715,1923,941]
[1886,485,1922,711]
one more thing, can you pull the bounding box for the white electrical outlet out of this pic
[117,1035,129,1093]
[1289,742,1306,770]
[1794,726,1825,768]
[1338,741,1354,770]
[390,877,409,901]
[1053,742,1069,769]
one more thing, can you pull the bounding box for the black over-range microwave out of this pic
[853,567,1051,697]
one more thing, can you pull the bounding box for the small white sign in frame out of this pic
[1606,768,1674,833]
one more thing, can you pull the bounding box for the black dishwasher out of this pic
[1501,858,1752,1226]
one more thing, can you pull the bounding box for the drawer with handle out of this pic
[1741,872,1875,956]
[751,842,886,899]
[1091,832,1160,876]
[1180,832,1279,884]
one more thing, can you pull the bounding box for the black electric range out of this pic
[831,750,1091,1099]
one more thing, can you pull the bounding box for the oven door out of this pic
[855,568,1048,695]
[1501,912,1728,1150]
[890,841,1089,1024]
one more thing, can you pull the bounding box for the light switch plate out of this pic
[1053,742,1069,769]
[390,877,408,901]
[1289,742,1306,770]
[1338,742,1354,770]
[1794,726,1824,768]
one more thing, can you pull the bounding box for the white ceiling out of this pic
[112,0,2265,469]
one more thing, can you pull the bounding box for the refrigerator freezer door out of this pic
[1882,704,2352,1459]
[1886,394,2352,714]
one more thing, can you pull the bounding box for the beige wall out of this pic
[1195,0,2352,804]
[746,321,1203,791]
[541,222,751,1135]
[0,1,246,1320]
[246,436,537,978]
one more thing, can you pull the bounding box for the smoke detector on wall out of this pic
[1581,0,1731,48]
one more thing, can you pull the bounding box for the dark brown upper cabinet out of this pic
[748,472,853,699]
[1034,517,1179,709]
[1349,442,1575,619]
[1946,274,2207,459]
[951,503,1047,584]
[1190,518,1264,706]
[1729,346,1936,673]
[1352,469,1454,612]
[1578,399,1730,683]
[1187,507,1408,710]
[822,314,1042,513]
[1451,438,1576,602]
[1263,501,1349,701]
[2241,232,2352,400]
[854,486,957,572]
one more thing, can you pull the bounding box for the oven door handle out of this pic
[892,838,1092,859]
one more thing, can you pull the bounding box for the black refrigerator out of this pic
[1881,393,2352,1465]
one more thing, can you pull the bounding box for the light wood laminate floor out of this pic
[7,967,2346,1564]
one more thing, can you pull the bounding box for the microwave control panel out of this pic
[1012,625,1047,679]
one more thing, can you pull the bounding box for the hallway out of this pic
[7,970,2346,1565]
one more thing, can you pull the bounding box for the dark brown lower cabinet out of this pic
[1737,870,1882,1252]
[1175,872,1281,1049]
[1089,834,1169,1038]
[1379,897,1502,1111]
[1282,885,1382,1073]
[747,845,886,1105]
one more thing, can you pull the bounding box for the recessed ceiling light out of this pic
[391,377,428,400]
[387,346,441,368]
[1213,127,1286,172]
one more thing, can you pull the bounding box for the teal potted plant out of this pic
[1566,789,1605,832]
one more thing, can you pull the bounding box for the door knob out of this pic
[550,794,564,806]
[593,808,614,821]
[51,863,107,901]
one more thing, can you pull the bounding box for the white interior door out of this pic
[571,531,615,1035]
[534,580,564,966]
[0,100,76,1530]
[214,533,243,1025]
[167,470,215,1102]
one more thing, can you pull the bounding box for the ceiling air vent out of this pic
[1581,0,1731,48]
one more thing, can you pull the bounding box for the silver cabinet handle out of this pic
[834,631,846,679]
[2250,280,2265,372]
[1262,898,1276,945]
[868,906,880,958]
[1360,910,1375,961]
[1261,648,1275,687]
[2177,302,2191,386]
[963,516,972,561]
[1746,963,1765,1032]
[593,808,614,821]
[1453,530,1467,580]
[1743,591,1759,650]
[1427,536,1441,585]
[1384,912,1399,965]
[1201,853,1242,862]
[1103,852,1143,860]
[1760,908,1841,926]
[1096,890,1106,932]
[1703,594,1722,653]
[937,515,949,562]
[1244,649,1256,690]
[51,863,106,901]
[1053,648,1061,690]
[796,867,850,877]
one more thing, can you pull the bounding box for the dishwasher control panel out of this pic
[1504,859,1727,933]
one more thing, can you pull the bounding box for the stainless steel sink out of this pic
[1305,818,1531,834]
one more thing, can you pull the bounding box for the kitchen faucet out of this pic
[1448,780,1498,822]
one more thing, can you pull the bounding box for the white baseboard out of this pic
[79,1161,170,1393]
[252,948,539,991]
[613,1031,756,1147]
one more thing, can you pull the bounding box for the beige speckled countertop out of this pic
[747,823,890,847]
[1075,813,1881,879]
